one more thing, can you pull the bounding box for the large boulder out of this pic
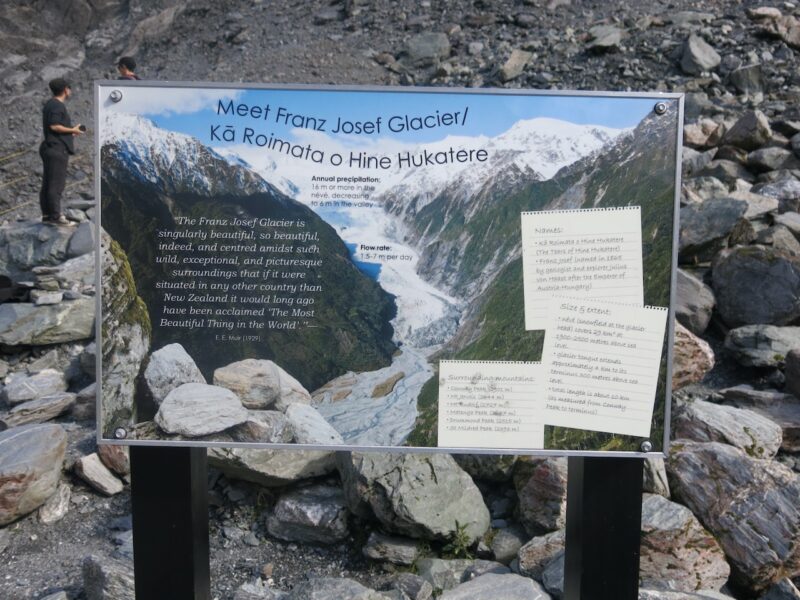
[712,246,800,327]
[724,325,800,368]
[680,35,721,75]
[208,448,336,487]
[154,383,248,437]
[143,343,205,405]
[679,198,748,263]
[513,458,567,535]
[673,398,782,459]
[675,269,715,335]
[639,494,730,591]
[667,440,800,593]
[337,452,490,543]
[0,297,94,346]
[672,322,715,390]
[440,573,550,600]
[266,484,349,545]
[721,386,800,452]
[0,424,67,526]
[213,359,311,410]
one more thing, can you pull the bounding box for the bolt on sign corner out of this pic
[95,81,683,457]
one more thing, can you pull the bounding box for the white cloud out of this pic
[101,87,243,116]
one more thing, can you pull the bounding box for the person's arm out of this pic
[49,124,83,135]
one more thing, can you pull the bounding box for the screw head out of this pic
[109,90,123,103]
[641,440,653,453]
[113,427,128,439]
[654,102,667,115]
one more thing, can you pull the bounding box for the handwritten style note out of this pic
[540,298,667,438]
[437,360,544,449]
[521,207,644,330]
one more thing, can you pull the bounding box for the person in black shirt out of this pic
[39,77,83,226]
[116,56,140,80]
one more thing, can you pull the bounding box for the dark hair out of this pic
[48,78,70,96]
[117,56,136,71]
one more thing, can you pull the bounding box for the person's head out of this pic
[48,78,71,99]
[117,56,136,77]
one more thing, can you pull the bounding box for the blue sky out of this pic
[142,88,658,146]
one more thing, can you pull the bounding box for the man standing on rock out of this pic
[39,78,82,226]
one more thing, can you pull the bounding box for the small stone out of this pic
[403,32,450,66]
[721,110,773,151]
[39,482,71,524]
[98,444,130,476]
[82,555,135,600]
[730,63,765,94]
[498,49,533,82]
[266,484,349,545]
[362,531,421,566]
[30,290,63,305]
[74,453,124,496]
[681,35,721,75]
[490,526,528,565]
[518,529,565,579]
[391,573,433,600]
[587,25,624,52]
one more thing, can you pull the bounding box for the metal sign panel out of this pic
[95,82,682,457]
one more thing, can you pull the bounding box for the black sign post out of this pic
[130,446,211,600]
[563,456,644,600]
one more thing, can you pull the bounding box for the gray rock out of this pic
[403,32,450,67]
[461,559,510,582]
[675,269,715,335]
[0,392,76,428]
[38,482,71,524]
[82,555,135,600]
[213,359,311,410]
[748,148,800,173]
[681,35,721,75]
[721,385,800,452]
[3,369,67,406]
[588,25,624,52]
[679,198,748,263]
[97,444,130,477]
[639,590,736,599]
[50,252,94,288]
[363,531,421,566]
[40,592,69,600]
[266,484,349,545]
[722,110,773,151]
[30,290,63,305]
[230,410,293,443]
[155,382,248,437]
[684,177,728,200]
[696,159,755,185]
[774,212,800,239]
[729,63,764,94]
[453,455,517,482]
[667,440,800,593]
[673,398,783,459]
[338,452,490,543]
[682,147,715,177]
[712,245,800,327]
[72,382,97,420]
[0,222,74,279]
[0,297,94,346]
[753,179,800,212]
[640,493,730,591]
[728,190,780,219]
[518,529,565,580]
[285,403,343,445]
[490,526,528,565]
[0,424,67,525]
[499,49,532,82]
[787,349,800,399]
[756,225,800,256]
[74,453,124,496]
[541,552,564,597]
[390,573,433,600]
[286,577,387,600]
[513,458,567,535]
[143,343,205,405]
[441,573,550,599]
[209,447,336,486]
[725,325,800,367]
[233,580,287,600]
[643,457,671,497]
[67,221,96,258]
[416,559,505,593]
[759,578,800,599]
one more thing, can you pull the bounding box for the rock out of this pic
[72,382,97,420]
[757,225,800,255]
[667,440,800,593]
[233,579,287,599]
[729,63,764,95]
[643,457,670,497]
[403,32,450,67]
[748,148,800,173]
[74,453,124,496]
[774,212,800,239]
[0,222,74,279]
[143,343,205,405]
[441,573,550,599]
[208,448,336,486]
[672,322,715,390]
[673,398,783,459]
[753,179,800,212]
[513,458,567,535]
[640,493,730,591]
[98,444,130,477]
[286,577,387,600]
[681,35,721,75]
[453,455,517,482]
[363,531,421,566]
[0,424,67,525]
[725,325,800,368]
[155,382,248,437]
[0,392,76,429]
[82,554,135,600]
[682,147,715,177]
[518,529,565,580]
[415,558,506,592]
[684,177,728,201]
[40,592,69,600]
[3,369,67,406]
[675,269,714,335]
[728,190,780,219]
[266,484,349,545]
[0,297,94,346]
[712,246,800,327]
[285,403,343,445]
[787,349,800,399]
[499,49,533,82]
[759,579,800,599]
[721,385,800,452]
[229,410,293,443]
[461,559,510,582]
[587,25,624,52]
[721,110,773,151]
[51,252,94,288]
[490,526,528,565]
[30,290,63,305]
[338,452,490,543]
[541,552,564,597]
[67,221,96,258]
[213,359,311,410]
[639,590,735,599]
[313,7,342,25]
[38,482,71,524]
[390,573,433,600]
[696,159,754,186]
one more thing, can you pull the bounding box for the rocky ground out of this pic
[2,0,800,599]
